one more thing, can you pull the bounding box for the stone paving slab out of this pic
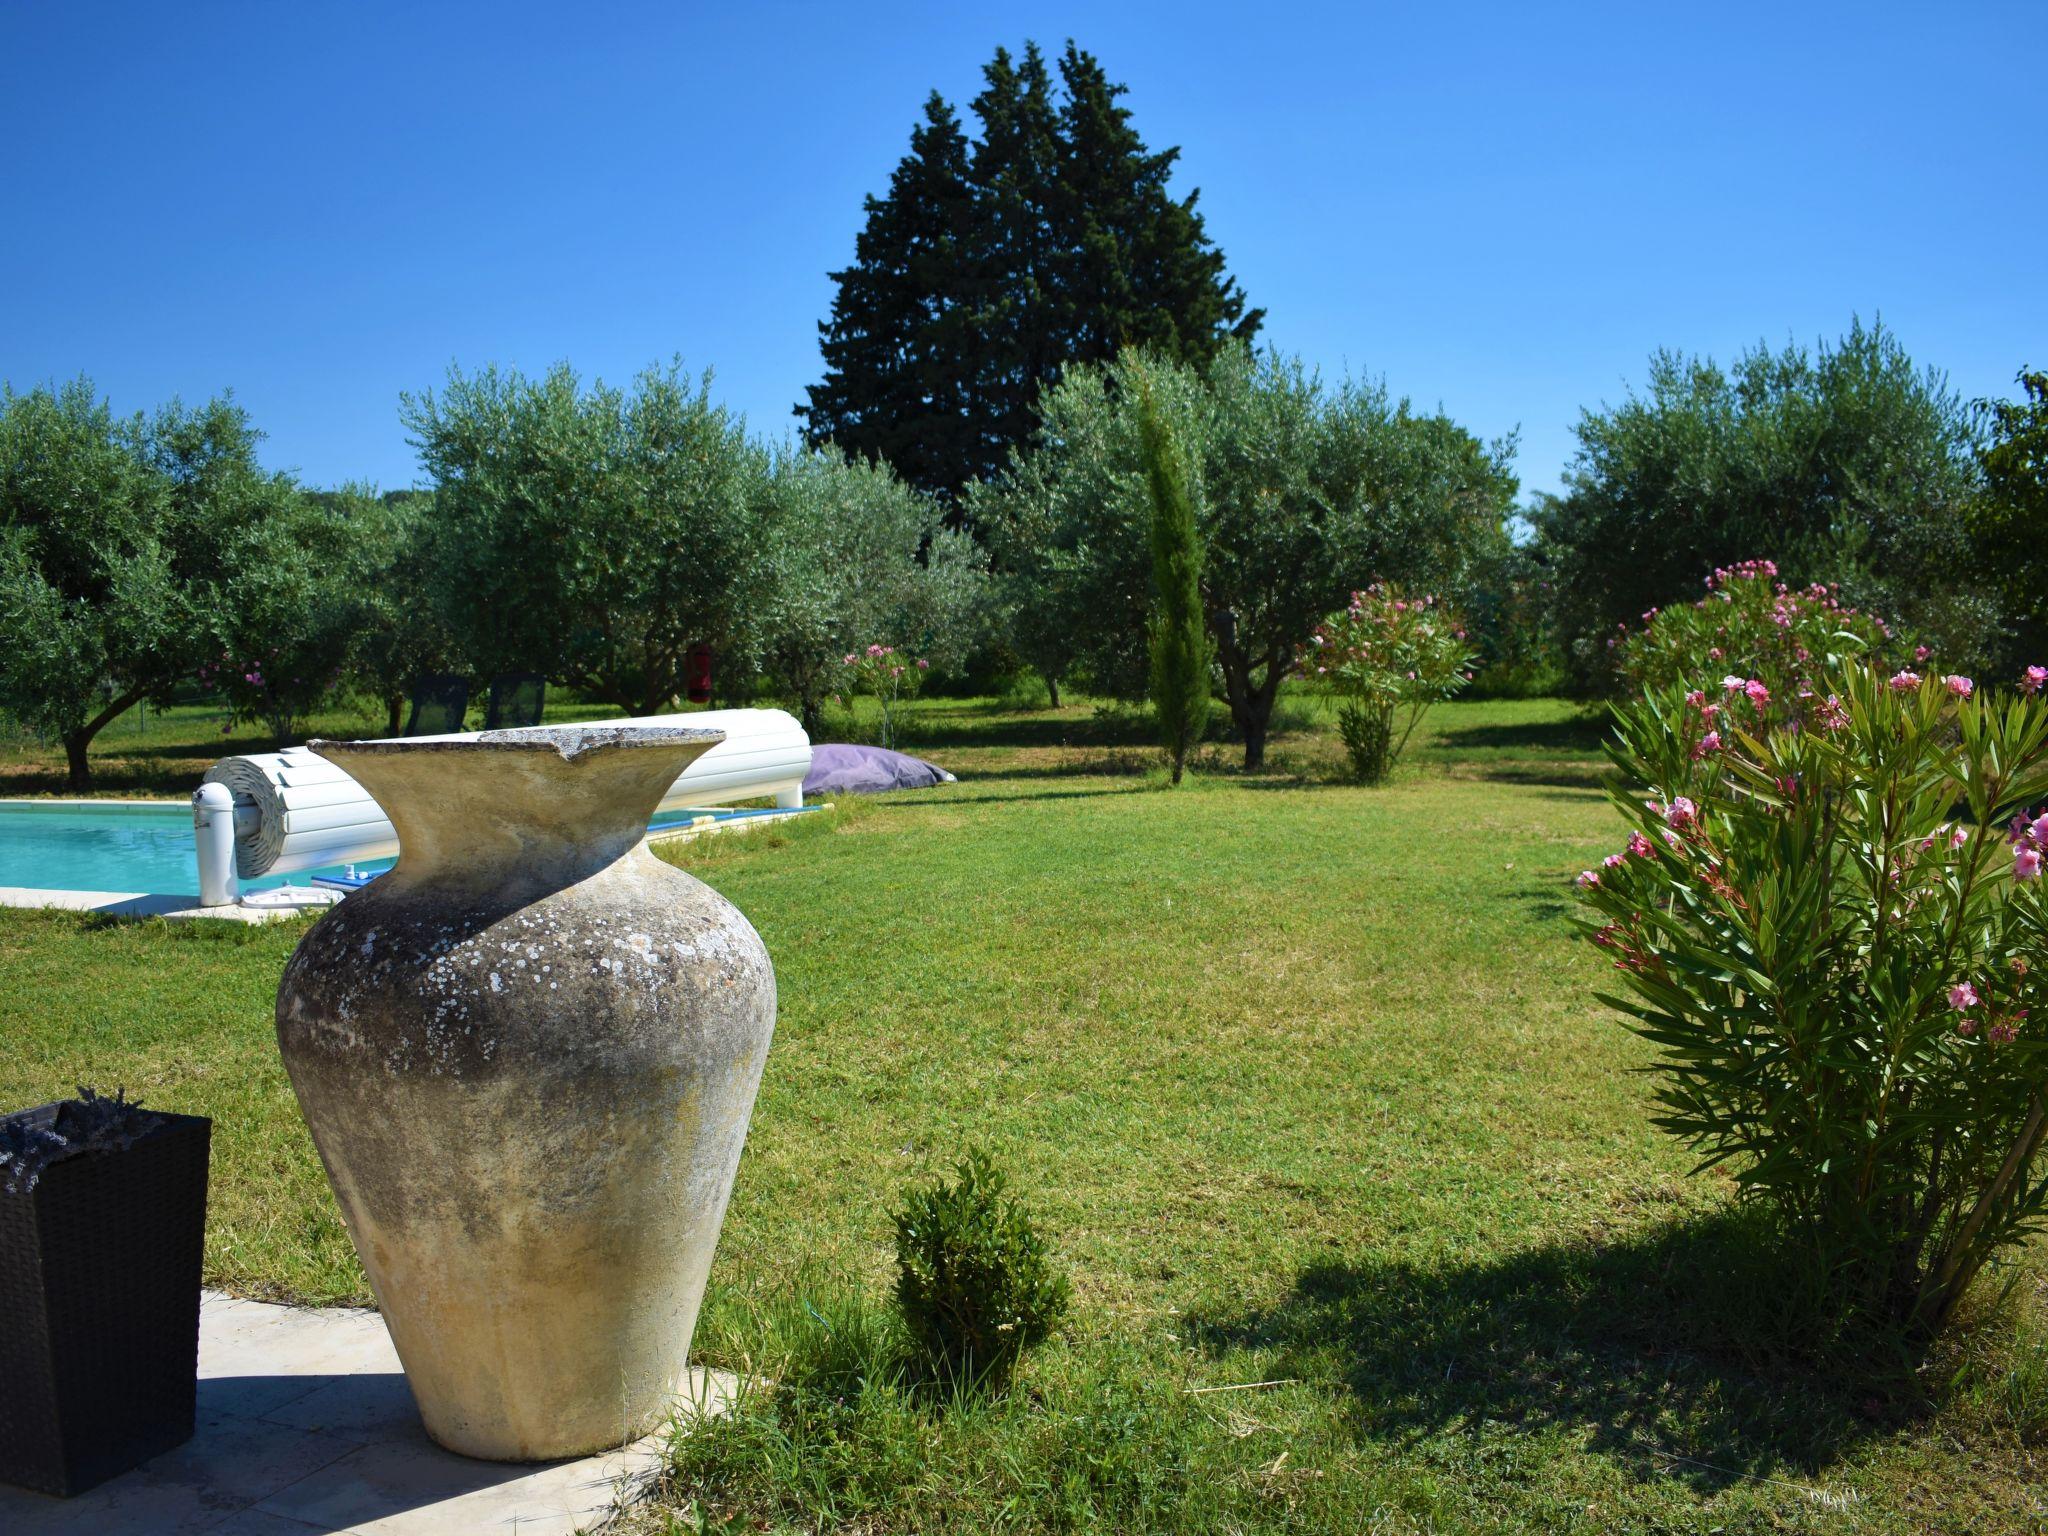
[0,1292,730,1535]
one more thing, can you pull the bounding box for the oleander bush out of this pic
[894,1147,1069,1386]
[1304,584,1474,782]
[1576,662,2048,1338]
[1613,558,1897,702]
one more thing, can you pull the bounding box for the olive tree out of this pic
[316,488,462,735]
[202,490,369,743]
[0,380,316,786]
[1532,319,1988,691]
[754,447,986,732]
[975,346,1515,767]
[404,361,772,716]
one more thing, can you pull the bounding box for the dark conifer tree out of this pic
[799,41,1260,506]
[800,94,978,500]
[1050,44,1262,368]
[962,44,1064,488]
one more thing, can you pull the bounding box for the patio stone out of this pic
[0,1291,731,1535]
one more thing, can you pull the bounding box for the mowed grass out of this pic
[3,697,2045,1532]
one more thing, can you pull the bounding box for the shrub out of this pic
[1612,558,1896,702]
[841,643,927,750]
[893,1147,1069,1384]
[1305,584,1474,782]
[1335,702,1394,784]
[1575,662,2048,1339]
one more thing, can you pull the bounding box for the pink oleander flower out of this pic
[1665,797,1697,831]
[843,653,858,665]
[1944,675,1973,697]
[1958,1017,1977,1037]
[916,659,929,670]
[1685,689,1706,708]
[1722,675,1746,693]
[1661,828,1682,849]
[1915,644,1933,662]
[1744,680,1769,710]
[1952,826,1969,850]
[2018,847,2044,881]
[1690,731,1721,760]
[1603,853,1626,869]
[2024,666,2048,695]
[1950,982,1980,1011]
[1575,870,1601,889]
[1627,832,1654,858]
[1889,670,1921,691]
[1707,646,1723,660]
[1989,1021,2019,1046]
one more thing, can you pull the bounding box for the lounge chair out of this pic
[484,672,546,730]
[401,675,469,737]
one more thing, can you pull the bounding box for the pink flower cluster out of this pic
[1577,824,1665,891]
[1614,560,1892,697]
[2011,809,2048,882]
[2022,666,2048,696]
[1950,978,2028,1044]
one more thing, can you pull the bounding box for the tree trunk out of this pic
[386,694,405,737]
[1239,698,1271,771]
[1211,612,1288,771]
[63,731,93,792]
[1042,670,1061,710]
[60,686,149,792]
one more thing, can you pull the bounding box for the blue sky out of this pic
[2,2,2041,502]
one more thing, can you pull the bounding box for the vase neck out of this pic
[311,726,724,898]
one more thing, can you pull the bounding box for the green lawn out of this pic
[3,696,2043,1533]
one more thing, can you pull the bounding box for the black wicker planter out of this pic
[0,1101,211,1497]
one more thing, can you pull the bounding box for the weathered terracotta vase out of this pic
[275,725,776,1461]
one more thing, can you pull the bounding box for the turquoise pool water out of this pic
[0,802,381,893]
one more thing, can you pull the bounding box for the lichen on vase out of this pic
[274,724,776,1462]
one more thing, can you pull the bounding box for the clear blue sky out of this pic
[3,1,2041,503]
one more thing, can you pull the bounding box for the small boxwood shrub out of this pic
[893,1147,1069,1384]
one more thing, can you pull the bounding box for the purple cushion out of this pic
[802,744,957,795]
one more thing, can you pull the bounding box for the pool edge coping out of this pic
[0,796,188,808]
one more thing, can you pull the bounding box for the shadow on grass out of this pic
[0,757,216,798]
[1187,1210,1909,1490]
[1447,763,1614,793]
[1434,714,1612,756]
[903,713,1158,752]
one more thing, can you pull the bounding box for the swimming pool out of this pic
[0,801,383,893]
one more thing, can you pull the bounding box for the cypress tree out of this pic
[800,41,1260,507]
[1137,373,1212,784]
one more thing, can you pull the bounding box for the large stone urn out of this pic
[274,725,776,1461]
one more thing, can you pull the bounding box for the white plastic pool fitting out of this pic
[192,781,240,907]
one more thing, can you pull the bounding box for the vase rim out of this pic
[309,724,726,765]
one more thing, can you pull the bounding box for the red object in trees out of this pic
[685,645,713,704]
